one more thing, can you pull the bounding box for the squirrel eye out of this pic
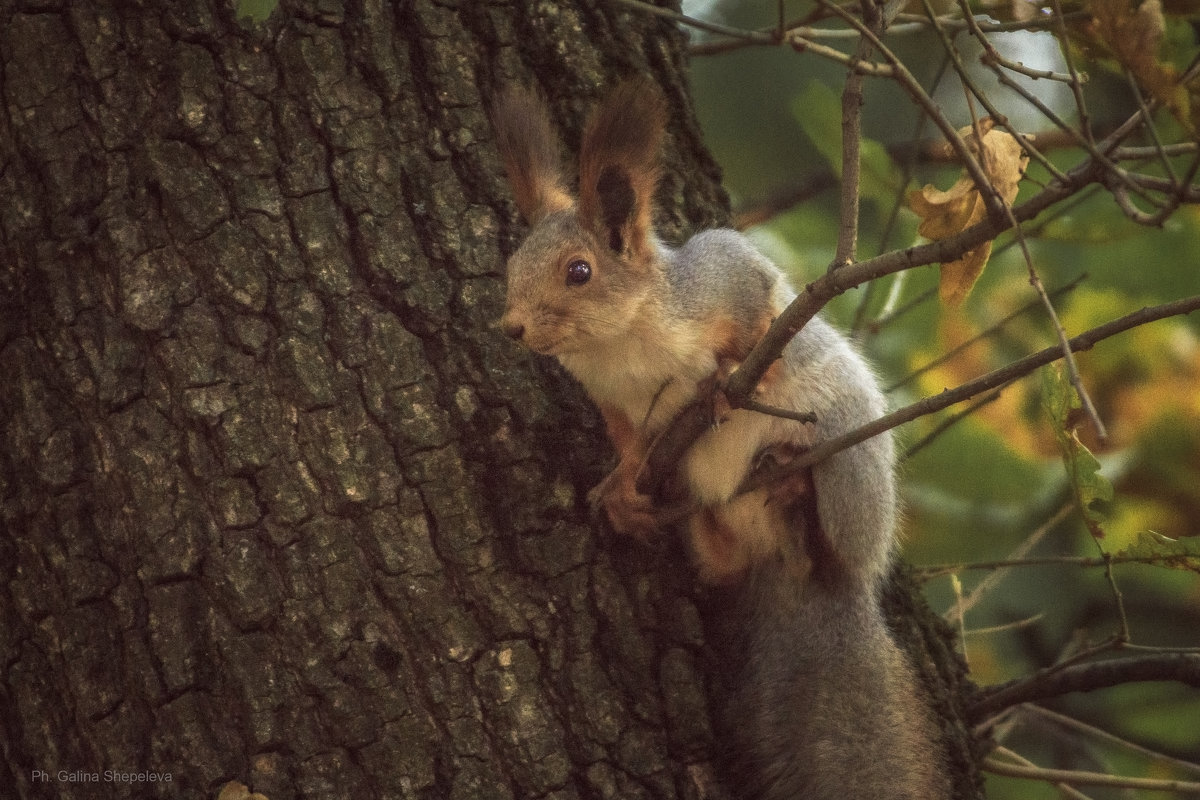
[565,259,592,286]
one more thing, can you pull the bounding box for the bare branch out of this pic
[1051,0,1095,147]
[740,399,818,424]
[819,0,999,216]
[1017,228,1108,442]
[969,652,1200,722]
[832,26,872,269]
[891,10,1093,33]
[963,614,1046,638]
[918,551,1194,580]
[928,0,1066,183]
[759,294,1200,479]
[900,389,1002,462]
[609,0,775,44]
[886,273,1086,394]
[724,138,1109,404]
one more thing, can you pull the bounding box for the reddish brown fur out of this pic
[707,312,786,401]
[492,87,573,222]
[690,507,742,583]
[592,405,658,538]
[577,78,668,267]
[689,487,814,586]
[597,405,641,464]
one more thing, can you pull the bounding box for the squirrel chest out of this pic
[558,312,719,436]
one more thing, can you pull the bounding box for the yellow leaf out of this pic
[910,175,984,239]
[940,241,996,306]
[908,122,1028,305]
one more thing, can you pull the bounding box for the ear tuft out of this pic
[596,166,635,253]
[578,78,668,262]
[491,86,573,223]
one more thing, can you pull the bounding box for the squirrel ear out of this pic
[578,78,667,262]
[491,86,573,223]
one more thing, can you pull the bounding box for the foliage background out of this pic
[683,0,1200,796]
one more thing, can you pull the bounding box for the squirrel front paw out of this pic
[589,465,694,537]
[589,467,661,538]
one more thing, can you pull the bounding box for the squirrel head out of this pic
[491,79,668,357]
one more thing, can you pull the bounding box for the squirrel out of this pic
[491,78,951,800]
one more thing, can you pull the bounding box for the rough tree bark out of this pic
[0,1,977,799]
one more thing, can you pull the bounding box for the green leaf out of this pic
[1041,364,1113,536]
[791,81,900,211]
[1115,530,1200,575]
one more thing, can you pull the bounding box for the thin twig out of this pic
[984,43,1161,208]
[917,550,1196,579]
[986,52,1077,83]
[1095,546,1131,643]
[983,754,1200,793]
[832,8,876,270]
[1052,0,1094,147]
[1013,217,1108,442]
[1107,75,1191,227]
[1021,705,1200,780]
[951,573,969,667]
[732,125,1183,233]
[723,47,1123,405]
[852,52,950,335]
[1113,142,1199,160]
[987,746,1096,800]
[900,389,1002,461]
[740,399,818,424]
[616,0,898,75]
[891,10,1092,33]
[610,0,774,43]
[784,32,894,77]
[1125,68,1179,184]
[930,0,1066,183]
[887,273,1086,393]
[942,12,1109,438]
[819,0,999,216]
[963,614,1046,637]
[943,503,1072,625]
[758,295,1200,479]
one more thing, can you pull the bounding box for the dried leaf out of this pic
[1086,0,1194,132]
[908,122,1028,305]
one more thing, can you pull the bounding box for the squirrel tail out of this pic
[703,554,950,800]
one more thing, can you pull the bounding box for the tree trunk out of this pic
[0,1,976,798]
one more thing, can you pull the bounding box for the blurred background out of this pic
[681,0,1200,795]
